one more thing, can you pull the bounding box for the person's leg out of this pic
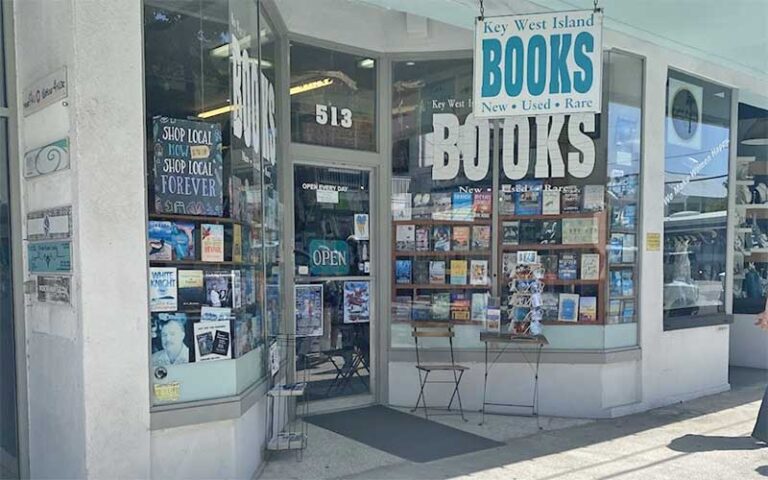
[753,385,768,443]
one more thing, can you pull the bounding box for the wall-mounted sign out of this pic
[667,78,703,149]
[28,241,72,273]
[36,275,71,304]
[309,239,350,276]
[27,206,72,241]
[646,232,661,251]
[474,10,602,117]
[24,138,70,178]
[153,382,181,402]
[23,67,68,116]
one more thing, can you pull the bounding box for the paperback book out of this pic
[412,193,432,220]
[412,295,432,321]
[609,234,624,264]
[392,193,412,220]
[395,225,416,251]
[472,192,492,219]
[538,220,562,244]
[542,189,561,215]
[580,253,600,281]
[204,270,233,308]
[178,269,205,308]
[395,260,412,284]
[415,226,431,251]
[450,293,471,322]
[621,270,634,296]
[561,185,582,212]
[579,296,597,322]
[429,261,446,284]
[201,223,224,262]
[431,193,453,220]
[393,296,413,322]
[413,260,430,285]
[558,294,580,322]
[431,293,451,321]
[622,300,635,322]
[519,220,541,244]
[609,270,623,296]
[582,185,605,211]
[451,226,471,251]
[469,260,489,286]
[562,217,599,244]
[515,180,543,215]
[471,293,489,322]
[541,293,559,321]
[450,260,468,285]
[232,270,242,309]
[622,234,636,263]
[502,221,520,245]
[558,253,578,280]
[432,226,451,251]
[452,192,474,221]
[148,221,196,261]
[149,267,178,312]
[232,224,242,263]
[540,254,559,281]
[500,190,515,215]
[471,225,491,250]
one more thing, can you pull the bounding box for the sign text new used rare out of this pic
[474,10,602,117]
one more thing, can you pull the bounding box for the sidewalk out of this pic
[261,368,768,480]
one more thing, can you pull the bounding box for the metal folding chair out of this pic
[410,322,468,421]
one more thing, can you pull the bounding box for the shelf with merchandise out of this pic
[149,260,259,267]
[501,243,600,251]
[393,250,491,257]
[394,284,491,290]
[392,219,492,226]
[499,211,601,221]
[149,212,260,226]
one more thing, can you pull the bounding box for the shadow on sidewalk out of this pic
[668,433,766,452]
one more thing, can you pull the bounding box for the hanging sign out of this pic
[474,10,603,118]
[308,239,350,276]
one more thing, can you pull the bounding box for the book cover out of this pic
[412,193,432,220]
[431,293,451,321]
[582,185,605,211]
[452,192,474,221]
[233,313,253,358]
[517,250,538,264]
[471,225,491,251]
[562,217,599,244]
[609,299,622,320]
[178,270,205,308]
[542,189,561,215]
[149,267,178,312]
[194,320,231,362]
[429,261,446,284]
[395,225,416,251]
[392,193,412,220]
[412,295,432,321]
[500,190,515,215]
[200,306,233,322]
[558,253,578,280]
[622,234,636,263]
[201,224,224,262]
[432,226,451,251]
[232,224,243,263]
[229,176,243,221]
[471,293,489,322]
[558,293,580,322]
[415,226,431,251]
[470,260,489,286]
[538,220,562,244]
[561,185,582,212]
[395,260,412,284]
[450,292,471,322]
[541,293,559,321]
[232,270,242,309]
[393,296,413,322]
[540,254,559,281]
[413,260,430,285]
[451,226,470,251]
[609,234,624,264]
[622,300,635,322]
[472,192,492,219]
[148,221,173,261]
[502,221,520,245]
[502,252,517,278]
[151,313,190,365]
[609,270,623,296]
[204,270,233,308]
[520,220,541,244]
[450,260,468,285]
[621,270,634,296]
[431,193,453,220]
[580,253,600,280]
[515,180,543,215]
[622,204,637,229]
[579,296,598,322]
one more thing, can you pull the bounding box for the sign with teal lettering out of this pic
[309,240,350,276]
[28,241,72,273]
[474,10,602,118]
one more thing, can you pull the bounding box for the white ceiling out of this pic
[357,0,768,77]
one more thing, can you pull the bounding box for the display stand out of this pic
[478,332,548,426]
[266,334,308,459]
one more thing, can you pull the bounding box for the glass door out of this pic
[293,164,373,402]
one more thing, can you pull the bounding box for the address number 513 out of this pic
[316,104,352,129]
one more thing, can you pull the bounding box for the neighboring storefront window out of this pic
[390,51,642,350]
[144,0,282,406]
[663,70,731,329]
[290,43,376,151]
[733,102,768,314]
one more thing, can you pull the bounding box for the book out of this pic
[229,176,243,220]
[232,224,243,263]
[622,300,635,322]
[451,226,470,251]
[450,260,468,285]
[431,193,453,220]
[558,253,578,280]
[452,192,474,221]
[194,320,231,362]
[432,226,451,251]
[178,270,205,308]
[395,260,412,284]
[582,185,605,211]
[148,221,195,261]
[200,306,232,322]
[609,270,623,296]
[561,185,582,212]
[232,270,242,309]
[579,296,597,322]
[517,251,538,264]
[541,293,559,321]
[609,234,624,264]
[471,225,491,250]
[621,270,634,296]
[431,293,451,321]
[471,293,489,322]
[395,225,416,251]
[392,193,412,220]
[542,189,561,215]
[149,267,177,312]
[412,193,432,220]
[500,190,515,215]
[415,226,431,251]
[520,220,541,244]
[515,180,543,215]
[201,224,224,262]
[562,217,599,244]
[412,295,432,321]
[502,221,520,245]
[450,293,471,321]
[469,260,489,286]
[393,296,413,322]
[558,294,580,322]
[429,261,446,284]
[580,253,600,280]
[502,252,517,278]
[413,260,430,285]
[622,234,636,263]
[538,220,561,244]
[204,270,233,307]
[609,299,622,321]
[622,204,637,229]
[472,193,492,219]
[540,254,559,281]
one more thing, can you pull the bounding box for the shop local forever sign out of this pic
[474,10,602,117]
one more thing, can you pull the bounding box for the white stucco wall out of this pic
[730,314,768,369]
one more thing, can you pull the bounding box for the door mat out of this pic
[304,405,504,463]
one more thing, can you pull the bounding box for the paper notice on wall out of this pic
[316,190,339,204]
[153,382,181,402]
[646,232,661,251]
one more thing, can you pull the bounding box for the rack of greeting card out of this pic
[498,181,607,325]
[392,190,493,324]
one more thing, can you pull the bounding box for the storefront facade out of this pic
[7,0,767,478]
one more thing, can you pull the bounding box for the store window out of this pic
[733,102,768,314]
[390,51,643,350]
[144,0,283,406]
[663,70,731,330]
[290,43,376,151]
